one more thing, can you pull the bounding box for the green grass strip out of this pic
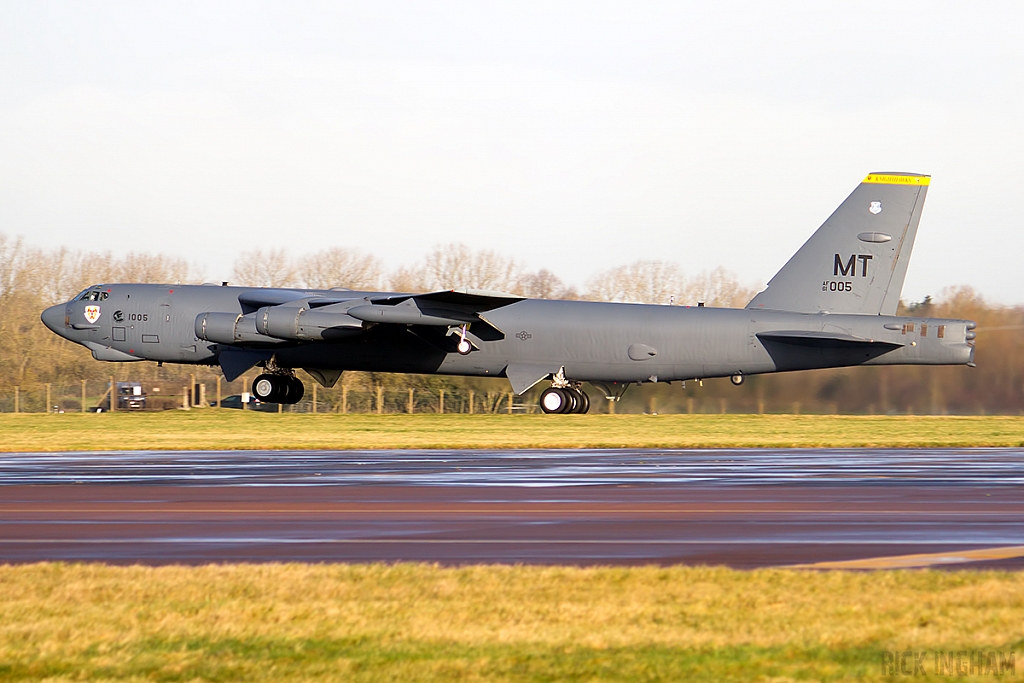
[3,412,1024,451]
[1,563,1021,681]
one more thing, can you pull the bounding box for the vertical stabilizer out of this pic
[747,173,929,315]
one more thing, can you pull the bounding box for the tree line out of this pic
[2,234,1019,414]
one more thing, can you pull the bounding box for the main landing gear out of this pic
[539,386,590,414]
[252,373,305,404]
[539,369,590,414]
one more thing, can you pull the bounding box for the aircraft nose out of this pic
[41,304,66,334]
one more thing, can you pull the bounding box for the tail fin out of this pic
[747,172,929,315]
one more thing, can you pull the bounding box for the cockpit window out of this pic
[77,289,109,302]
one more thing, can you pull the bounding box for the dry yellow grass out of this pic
[3,412,1024,451]
[0,563,1021,681]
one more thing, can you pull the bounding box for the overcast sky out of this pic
[2,1,1022,302]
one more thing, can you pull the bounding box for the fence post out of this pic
[439,389,445,414]
[190,373,196,407]
[376,385,383,414]
[216,376,222,408]
[312,383,317,414]
[342,385,348,414]
[46,383,51,413]
[14,386,19,414]
[408,388,414,414]
[507,392,513,414]
[110,376,116,412]
[81,379,87,413]
[469,390,474,415]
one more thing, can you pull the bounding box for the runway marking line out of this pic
[788,545,1024,569]
[0,508,1014,515]
[1,539,1020,547]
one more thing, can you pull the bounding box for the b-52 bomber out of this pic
[42,172,975,413]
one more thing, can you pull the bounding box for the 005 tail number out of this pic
[822,281,852,292]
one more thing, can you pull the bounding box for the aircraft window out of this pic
[937,325,945,339]
[78,290,109,301]
[921,324,928,337]
[99,291,109,300]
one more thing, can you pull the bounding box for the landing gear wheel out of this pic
[252,374,304,404]
[564,389,579,413]
[573,389,590,414]
[730,374,745,386]
[252,374,278,402]
[540,387,571,414]
[284,376,305,404]
[457,338,473,355]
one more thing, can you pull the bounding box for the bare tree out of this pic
[232,248,297,288]
[679,267,757,308]
[113,252,195,285]
[391,244,522,293]
[389,264,433,293]
[515,268,578,300]
[299,248,383,291]
[585,260,684,304]
[423,243,521,292]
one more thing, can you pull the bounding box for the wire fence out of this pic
[0,379,538,414]
[0,378,925,415]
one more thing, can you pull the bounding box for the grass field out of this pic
[1,412,1024,451]
[0,563,1020,682]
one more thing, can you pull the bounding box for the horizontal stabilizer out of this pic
[756,330,903,349]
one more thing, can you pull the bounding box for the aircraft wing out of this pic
[347,289,525,338]
[215,287,525,352]
[238,289,354,313]
[368,288,525,312]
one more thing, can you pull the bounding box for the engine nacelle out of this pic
[195,311,282,345]
[256,304,363,341]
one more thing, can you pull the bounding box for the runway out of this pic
[1,448,1023,568]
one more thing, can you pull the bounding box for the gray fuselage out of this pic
[41,283,975,391]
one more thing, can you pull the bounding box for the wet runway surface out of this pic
[1,448,1023,568]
